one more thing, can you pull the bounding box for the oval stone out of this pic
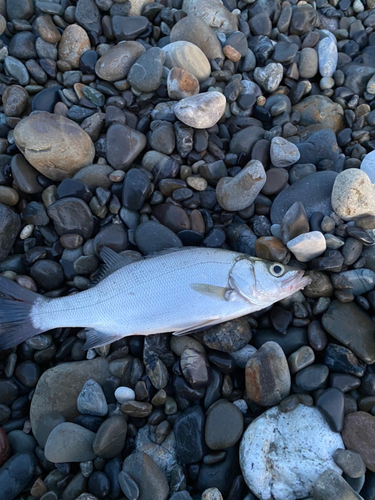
[44,422,96,463]
[14,112,95,181]
[58,24,91,68]
[163,41,211,83]
[174,92,226,129]
[95,41,146,82]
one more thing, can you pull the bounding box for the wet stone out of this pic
[95,42,146,82]
[324,344,366,377]
[205,399,243,450]
[288,346,315,374]
[180,349,210,389]
[48,197,94,240]
[174,406,205,464]
[195,318,251,353]
[280,201,309,245]
[295,365,329,391]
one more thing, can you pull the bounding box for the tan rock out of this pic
[58,24,91,68]
[182,0,238,34]
[331,168,375,221]
[14,112,95,181]
[292,95,344,133]
[127,0,153,15]
[167,67,199,100]
[174,91,226,129]
[223,45,241,62]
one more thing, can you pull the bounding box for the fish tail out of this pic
[0,276,44,350]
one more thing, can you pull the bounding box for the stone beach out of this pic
[2,0,375,498]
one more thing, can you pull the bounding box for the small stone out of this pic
[174,92,226,129]
[14,112,95,181]
[106,124,146,171]
[288,346,315,374]
[280,201,309,244]
[121,401,153,418]
[93,416,127,459]
[174,406,205,464]
[118,471,140,500]
[254,63,284,93]
[11,155,42,194]
[262,168,289,196]
[293,96,344,133]
[216,160,266,212]
[205,399,243,450]
[196,318,252,353]
[114,387,135,404]
[77,380,108,417]
[318,31,338,78]
[135,221,183,255]
[48,197,94,240]
[313,469,362,500]
[167,68,199,100]
[240,405,344,500]
[270,137,301,167]
[181,0,238,34]
[254,236,288,262]
[128,47,165,93]
[2,85,29,117]
[287,231,326,262]
[316,388,345,432]
[332,169,375,221]
[44,422,96,463]
[112,15,150,41]
[122,451,169,500]
[245,341,291,407]
[181,349,210,388]
[58,24,90,68]
[360,151,375,183]
[0,186,19,206]
[202,488,223,500]
[163,41,211,83]
[4,56,29,86]
[299,48,319,79]
[333,449,366,479]
[75,0,101,33]
[0,428,11,467]
[0,453,36,500]
[95,42,146,82]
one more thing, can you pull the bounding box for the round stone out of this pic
[286,231,327,262]
[128,47,165,93]
[205,399,243,450]
[342,412,375,472]
[44,422,97,463]
[93,416,127,459]
[14,112,95,181]
[95,41,146,82]
[240,404,344,500]
[174,92,226,130]
[254,63,283,93]
[115,387,135,404]
[332,168,375,221]
[162,41,211,83]
[58,24,91,68]
[270,137,301,167]
[2,85,29,117]
[167,67,200,100]
[122,451,169,500]
[299,47,318,78]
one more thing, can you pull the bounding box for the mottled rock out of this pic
[163,42,211,83]
[332,169,375,221]
[14,113,95,181]
[58,24,90,68]
[167,68,199,100]
[128,47,165,93]
[182,0,238,34]
[254,63,283,93]
[174,92,226,129]
[122,451,169,500]
[95,42,146,82]
[106,124,146,171]
[287,231,326,262]
[293,96,344,133]
[313,469,362,500]
[270,137,300,167]
[318,31,338,78]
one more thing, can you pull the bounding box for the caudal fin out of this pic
[0,276,43,350]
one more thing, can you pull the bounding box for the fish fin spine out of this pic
[0,276,44,350]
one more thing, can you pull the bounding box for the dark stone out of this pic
[75,0,102,34]
[32,85,62,113]
[0,380,19,406]
[122,169,151,211]
[47,197,94,239]
[197,445,240,496]
[122,451,169,500]
[295,364,329,391]
[9,32,37,60]
[135,221,183,255]
[205,399,243,450]
[324,344,366,377]
[316,388,345,432]
[30,260,64,291]
[195,318,252,353]
[0,453,36,500]
[174,406,205,464]
[106,124,146,171]
[57,179,92,203]
[254,327,308,356]
[112,15,150,41]
[88,471,110,500]
[0,203,21,261]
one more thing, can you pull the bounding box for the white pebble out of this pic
[115,386,136,404]
[233,399,248,414]
[287,231,326,262]
[20,224,34,240]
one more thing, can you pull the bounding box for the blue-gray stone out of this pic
[337,269,375,296]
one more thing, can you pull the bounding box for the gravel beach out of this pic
[1,0,375,498]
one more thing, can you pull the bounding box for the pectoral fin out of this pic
[190,283,236,301]
[83,328,122,350]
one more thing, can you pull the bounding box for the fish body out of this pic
[0,247,311,350]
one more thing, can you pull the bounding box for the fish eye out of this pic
[270,263,285,277]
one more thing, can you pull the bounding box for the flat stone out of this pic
[152,203,190,233]
[0,203,21,261]
[106,124,146,171]
[174,92,226,129]
[313,469,362,500]
[75,0,101,34]
[270,171,338,224]
[44,422,96,463]
[322,300,375,364]
[182,0,238,34]
[342,412,375,472]
[47,197,94,239]
[14,112,95,181]
[293,96,344,133]
[112,15,150,41]
[7,0,34,20]
[332,168,375,221]
[174,406,205,464]
[270,137,300,167]
[240,404,344,500]
[58,24,90,68]
[287,231,326,262]
[4,57,29,86]
[296,125,339,164]
[128,47,165,92]
[30,358,110,437]
[122,451,169,500]
[95,42,146,82]
[93,416,127,459]
[216,160,266,211]
[205,399,243,450]
[245,341,291,407]
[318,31,338,77]
[316,387,345,432]
[163,42,211,83]
[333,449,366,479]
[170,16,223,62]
[299,48,318,78]
[195,317,252,353]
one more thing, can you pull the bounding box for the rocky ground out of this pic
[1,0,375,499]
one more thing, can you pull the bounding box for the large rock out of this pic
[331,168,375,221]
[163,42,211,83]
[292,95,344,133]
[322,300,375,364]
[170,16,224,62]
[0,203,21,261]
[182,0,238,34]
[240,404,344,500]
[58,24,90,68]
[342,411,375,472]
[30,358,110,437]
[95,41,146,82]
[270,171,337,224]
[14,113,95,181]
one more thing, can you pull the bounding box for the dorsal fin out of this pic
[89,247,131,286]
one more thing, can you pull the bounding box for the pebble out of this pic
[44,422,96,463]
[2,85,29,117]
[174,406,205,464]
[95,42,145,82]
[114,387,135,404]
[254,236,288,262]
[122,451,169,500]
[332,169,375,221]
[77,380,108,417]
[202,488,223,500]
[333,449,366,478]
[318,31,338,78]
[181,348,210,388]
[254,63,284,93]
[163,42,211,83]
[14,112,95,181]
[216,160,266,212]
[313,469,362,500]
[288,346,315,374]
[240,405,344,500]
[205,400,243,450]
[293,96,344,133]
[270,137,301,167]
[316,387,345,432]
[106,124,146,171]
[119,471,139,500]
[0,453,36,500]
[286,231,327,262]
[182,0,238,34]
[92,416,127,459]
[174,92,226,130]
[128,47,165,93]
[167,68,200,100]
[245,341,291,406]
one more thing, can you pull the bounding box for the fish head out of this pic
[251,259,312,304]
[231,257,312,307]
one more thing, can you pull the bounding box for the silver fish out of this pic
[0,247,311,350]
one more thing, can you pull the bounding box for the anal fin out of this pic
[83,328,122,350]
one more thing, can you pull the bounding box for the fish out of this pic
[0,247,311,351]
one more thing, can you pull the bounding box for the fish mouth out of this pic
[282,270,312,293]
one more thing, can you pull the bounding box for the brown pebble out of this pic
[121,401,153,418]
[342,411,375,471]
[60,233,84,249]
[223,45,241,62]
[167,67,200,100]
[254,236,288,262]
[14,274,38,292]
[30,478,48,499]
[262,168,289,196]
[190,209,205,235]
[0,428,11,467]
